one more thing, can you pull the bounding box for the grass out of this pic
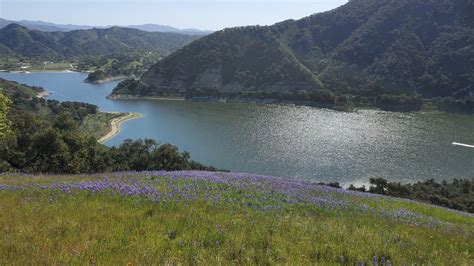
[0,172,472,265]
[29,63,72,72]
[79,112,123,140]
[96,112,141,143]
[0,78,40,98]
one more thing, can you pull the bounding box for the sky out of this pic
[0,0,347,31]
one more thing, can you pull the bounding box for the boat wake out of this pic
[452,142,474,148]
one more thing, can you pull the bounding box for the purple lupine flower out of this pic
[2,170,471,227]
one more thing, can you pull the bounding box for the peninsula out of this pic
[98,112,142,143]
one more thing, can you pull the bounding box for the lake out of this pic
[1,72,473,185]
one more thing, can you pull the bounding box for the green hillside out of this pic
[0,171,472,264]
[113,0,474,112]
[141,28,325,93]
[0,78,44,97]
[82,51,162,83]
[0,24,199,59]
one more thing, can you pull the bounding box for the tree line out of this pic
[323,177,473,213]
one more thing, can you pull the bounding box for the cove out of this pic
[1,72,473,185]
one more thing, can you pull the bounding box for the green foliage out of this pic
[112,79,162,96]
[0,78,43,97]
[107,139,215,172]
[29,62,71,71]
[0,78,98,122]
[0,24,199,60]
[79,112,122,139]
[53,113,78,132]
[84,69,108,82]
[0,91,12,138]
[349,178,474,213]
[139,27,324,94]
[83,51,162,83]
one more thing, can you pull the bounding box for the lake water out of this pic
[1,72,473,185]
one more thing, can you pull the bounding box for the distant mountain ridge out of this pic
[0,18,211,35]
[114,0,474,106]
[126,24,213,35]
[0,23,200,58]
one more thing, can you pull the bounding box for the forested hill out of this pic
[116,0,474,109]
[0,23,200,59]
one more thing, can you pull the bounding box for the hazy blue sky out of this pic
[0,0,347,30]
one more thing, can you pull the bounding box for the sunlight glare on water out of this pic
[1,72,473,185]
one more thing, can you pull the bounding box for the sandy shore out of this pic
[98,112,142,143]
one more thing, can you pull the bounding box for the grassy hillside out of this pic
[82,52,163,83]
[0,171,472,264]
[79,112,124,139]
[0,78,43,97]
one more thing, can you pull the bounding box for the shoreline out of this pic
[108,94,360,111]
[4,69,132,84]
[98,112,142,144]
[107,94,186,101]
[4,70,80,74]
[3,69,91,74]
[107,94,474,115]
[85,75,130,84]
[36,90,51,98]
